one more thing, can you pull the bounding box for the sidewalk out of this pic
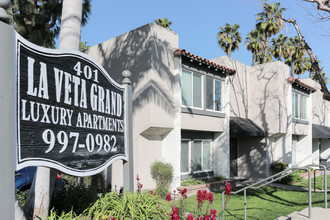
[275,207,330,220]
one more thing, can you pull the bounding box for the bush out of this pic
[85,191,170,219]
[181,177,205,186]
[151,161,174,197]
[270,161,293,184]
[50,185,99,215]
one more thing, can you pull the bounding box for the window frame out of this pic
[181,69,203,110]
[292,90,308,121]
[180,139,213,175]
[205,76,222,112]
[181,67,224,114]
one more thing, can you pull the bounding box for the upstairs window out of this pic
[181,69,202,108]
[181,68,222,112]
[292,91,307,120]
[206,76,222,111]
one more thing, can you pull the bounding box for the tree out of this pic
[284,36,305,77]
[154,18,172,30]
[255,2,286,63]
[245,29,263,65]
[217,23,242,57]
[282,17,330,100]
[271,34,288,61]
[9,0,91,48]
[302,0,330,14]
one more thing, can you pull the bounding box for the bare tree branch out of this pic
[282,17,330,100]
[302,0,330,13]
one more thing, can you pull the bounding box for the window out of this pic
[181,68,222,112]
[292,91,307,120]
[206,76,221,111]
[181,139,212,174]
[181,69,202,108]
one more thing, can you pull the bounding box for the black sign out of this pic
[15,35,127,176]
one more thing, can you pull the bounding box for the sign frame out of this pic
[15,33,128,177]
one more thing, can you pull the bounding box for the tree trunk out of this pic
[283,18,330,101]
[59,0,83,50]
[252,52,256,66]
[23,1,83,219]
[263,35,270,64]
[227,43,232,57]
[291,61,295,77]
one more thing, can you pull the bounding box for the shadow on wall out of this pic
[89,24,180,117]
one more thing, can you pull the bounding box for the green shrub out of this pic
[205,175,225,183]
[270,161,293,184]
[151,161,174,197]
[181,177,205,186]
[85,191,170,220]
[50,185,99,215]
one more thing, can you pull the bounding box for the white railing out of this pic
[221,164,327,219]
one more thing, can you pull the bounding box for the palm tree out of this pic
[59,0,83,50]
[295,56,311,79]
[245,29,263,65]
[256,2,286,63]
[271,34,288,62]
[284,36,305,77]
[154,18,173,30]
[217,23,242,57]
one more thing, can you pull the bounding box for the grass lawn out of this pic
[179,185,329,220]
[293,174,330,190]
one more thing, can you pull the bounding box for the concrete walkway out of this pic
[275,207,330,220]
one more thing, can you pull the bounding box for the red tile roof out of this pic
[288,77,316,93]
[173,49,236,75]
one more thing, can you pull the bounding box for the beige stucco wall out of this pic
[301,78,330,126]
[86,23,181,190]
[237,137,267,179]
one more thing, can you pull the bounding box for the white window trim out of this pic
[180,139,213,175]
[181,69,204,110]
[205,78,223,113]
[292,90,308,121]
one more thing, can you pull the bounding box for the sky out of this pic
[69,0,330,86]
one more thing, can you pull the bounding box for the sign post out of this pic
[0,3,15,218]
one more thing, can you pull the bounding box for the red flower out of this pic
[208,192,214,204]
[210,209,217,220]
[202,190,208,200]
[225,182,232,195]
[179,188,187,199]
[197,190,203,204]
[136,174,140,181]
[169,205,180,220]
[186,213,194,220]
[203,215,210,220]
[166,193,172,202]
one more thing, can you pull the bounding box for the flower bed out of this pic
[177,179,241,197]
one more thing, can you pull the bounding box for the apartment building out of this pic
[212,56,321,179]
[86,23,235,190]
[85,22,329,190]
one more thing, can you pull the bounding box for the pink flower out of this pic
[166,193,172,202]
[225,182,232,195]
[136,174,140,181]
